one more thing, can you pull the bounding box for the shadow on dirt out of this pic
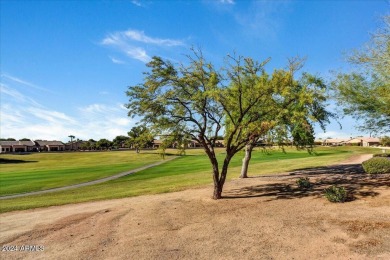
[223,163,390,201]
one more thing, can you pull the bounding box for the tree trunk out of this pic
[201,139,233,200]
[213,181,223,199]
[211,158,222,199]
[212,153,233,199]
[240,143,254,178]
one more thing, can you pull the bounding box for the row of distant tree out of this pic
[0,138,32,141]
[0,126,156,152]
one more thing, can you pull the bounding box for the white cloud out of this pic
[113,117,132,126]
[101,29,185,63]
[123,30,184,47]
[219,0,235,4]
[1,73,52,93]
[109,56,125,64]
[0,104,25,124]
[0,83,43,107]
[131,0,142,7]
[75,103,135,140]
[27,107,77,124]
[1,84,27,102]
[0,85,135,141]
[125,48,151,63]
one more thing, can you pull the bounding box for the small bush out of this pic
[373,153,390,158]
[296,177,311,189]
[324,185,347,203]
[362,157,390,174]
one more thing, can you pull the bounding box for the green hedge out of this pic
[373,153,390,158]
[362,157,390,174]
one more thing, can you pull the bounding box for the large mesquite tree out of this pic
[126,50,330,198]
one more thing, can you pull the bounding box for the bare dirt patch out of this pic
[1,154,389,259]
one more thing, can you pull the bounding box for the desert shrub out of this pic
[296,177,311,189]
[324,185,347,203]
[362,157,390,174]
[373,153,390,158]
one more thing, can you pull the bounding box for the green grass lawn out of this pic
[0,150,164,195]
[0,146,376,213]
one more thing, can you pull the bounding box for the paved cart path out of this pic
[0,156,178,200]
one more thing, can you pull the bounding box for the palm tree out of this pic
[68,135,75,151]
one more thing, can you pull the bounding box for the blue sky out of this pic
[1,0,388,142]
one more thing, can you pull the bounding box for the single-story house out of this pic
[323,138,349,146]
[152,139,163,149]
[0,140,37,153]
[361,137,380,147]
[188,140,203,148]
[344,138,363,146]
[35,140,65,151]
[344,137,381,147]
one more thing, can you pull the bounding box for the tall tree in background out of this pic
[112,135,130,148]
[68,135,75,150]
[127,125,154,153]
[331,15,389,134]
[96,138,112,150]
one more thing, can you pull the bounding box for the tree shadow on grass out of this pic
[223,164,390,201]
[0,158,38,164]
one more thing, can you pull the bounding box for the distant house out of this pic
[344,138,362,146]
[35,140,65,151]
[188,140,203,148]
[361,137,380,147]
[0,140,37,153]
[323,138,349,146]
[344,137,380,147]
[325,137,381,147]
[152,139,163,149]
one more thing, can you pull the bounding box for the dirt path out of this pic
[1,154,389,259]
[0,156,177,200]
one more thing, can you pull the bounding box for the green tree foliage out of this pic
[380,136,390,146]
[127,125,154,153]
[80,140,97,151]
[96,139,112,150]
[125,50,332,199]
[157,130,189,158]
[235,57,333,178]
[331,15,390,134]
[112,135,130,149]
[80,142,90,151]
